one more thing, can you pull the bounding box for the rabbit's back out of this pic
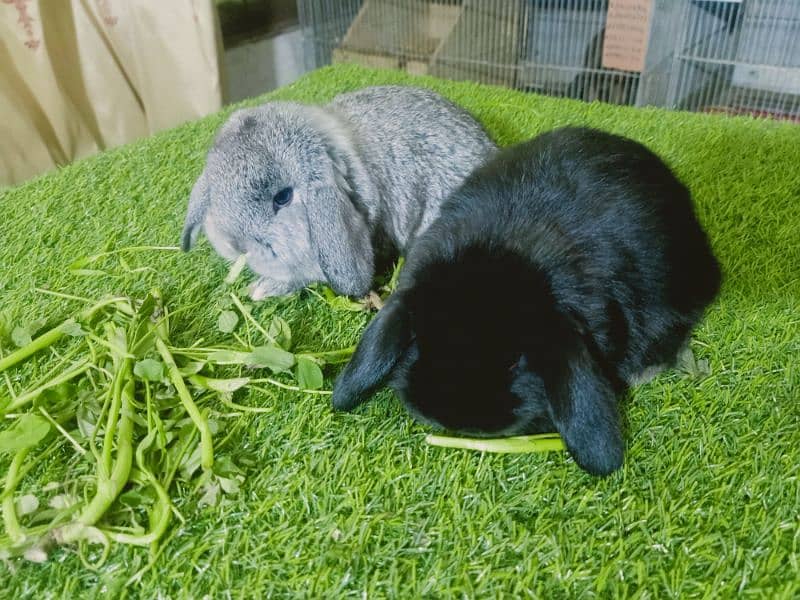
[408,127,721,383]
[329,86,495,252]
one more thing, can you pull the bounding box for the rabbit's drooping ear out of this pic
[181,171,210,251]
[332,294,412,412]
[305,179,374,297]
[541,339,623,476]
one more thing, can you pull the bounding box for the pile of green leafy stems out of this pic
[0,285,354,567]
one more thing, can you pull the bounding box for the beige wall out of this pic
[1,1,224,187]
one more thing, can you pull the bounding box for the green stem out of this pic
[4,360,92,413]
[87,377,114,462]
[33,288,94,303]
[218,393,273,413]
[229,293,275,344]
[104,432,171,546]
[84,332,136,359]
[76,246,180,266]
[250,381,332,396]
[387,257,404,292]
[150,289,170,340]
[297,346,356,365]
[2,447,31,544]
[425,433,565,453]
[38,407,86,456]
[102,365,126,475]
[103,482,168,546]
[0,296,129,374]
[0,325,68,373]
[156,338,214,471]
[3,342,84,409]
[105,484,169,545]
[73,361,135,531]
[0,439,59,502]
[162,429,197,491]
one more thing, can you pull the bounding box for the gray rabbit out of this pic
[181,85,496,299]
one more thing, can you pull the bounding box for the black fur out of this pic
[332,127,722,476]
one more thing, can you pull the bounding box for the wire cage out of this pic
[297,0,800,121]
[669,0,800,120]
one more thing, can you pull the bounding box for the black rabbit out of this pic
[332,127,721,476]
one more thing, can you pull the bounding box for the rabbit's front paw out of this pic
[249,277,297,301]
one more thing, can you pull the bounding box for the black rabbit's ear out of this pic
[544,338,623,476]
[332,293,412,412]
[181,171,210,251]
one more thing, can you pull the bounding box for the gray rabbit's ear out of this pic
[332,293,412,412]
[543,339,623,476]
[181,171,210,251]
[305,179,374,297]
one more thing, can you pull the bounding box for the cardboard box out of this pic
[332,0,460,75]
[429,0,525,88]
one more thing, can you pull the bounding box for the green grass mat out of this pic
[1,64,799,597]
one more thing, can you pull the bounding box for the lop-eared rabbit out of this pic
[181,85,496,299]
[332,127,721,476]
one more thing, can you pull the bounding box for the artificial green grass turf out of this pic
[1,64,799,597]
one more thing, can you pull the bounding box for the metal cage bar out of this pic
[297,0,800,121]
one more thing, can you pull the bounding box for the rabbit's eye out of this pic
[272,187,293,211]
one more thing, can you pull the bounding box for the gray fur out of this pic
[181,85,496,299]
